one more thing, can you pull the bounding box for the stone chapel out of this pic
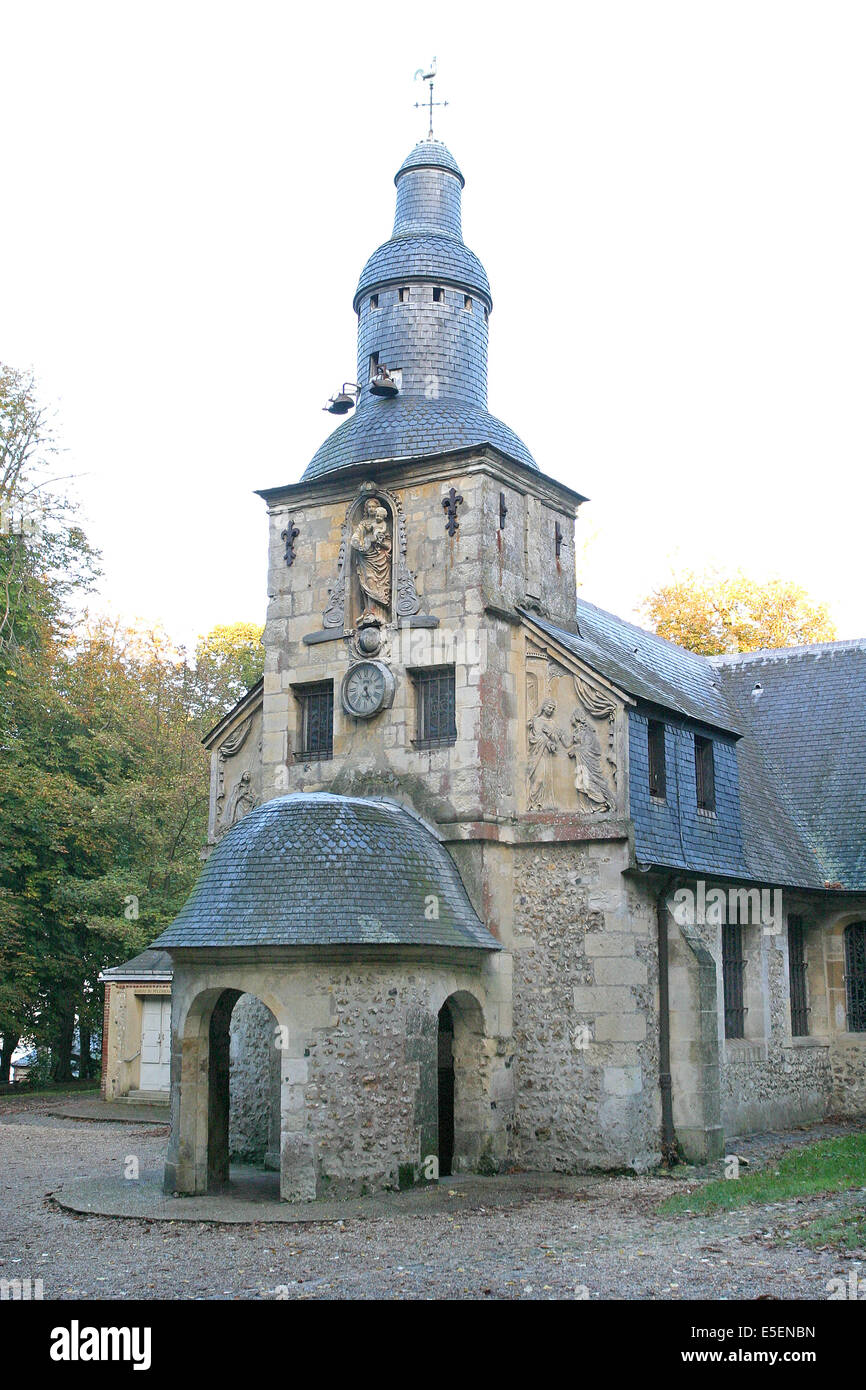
[141,135,866,1201]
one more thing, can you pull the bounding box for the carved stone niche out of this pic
[524,639,624,816]
[319,483,428,646]
[209,705,264,843]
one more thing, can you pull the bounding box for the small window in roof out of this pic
[370,294,379,309]
[647,720,666,800]
[464,295,472,311]
[695,735,716,813]
[433,286,444,303]
[399,287,409,304]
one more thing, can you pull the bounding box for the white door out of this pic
[139,997,171,1091]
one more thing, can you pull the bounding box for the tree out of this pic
[0,362,100,666]
[193,621,264,725]
[0,365,265,1083]
[0,363,101,1080]
[0,607,265,1082]
[643,568,838,656]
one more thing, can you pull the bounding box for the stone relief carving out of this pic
[572,673,618,790]
[524,646,620,814]
[220,769,257,831]
[216,716,252,812]
[350,498,392,622]
[214,712,262,839]
[527,698,560,810]
[560,709,613,813]
[320,482,422,636]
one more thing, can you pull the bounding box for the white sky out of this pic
[3,0,865,649]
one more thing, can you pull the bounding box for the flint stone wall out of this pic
[510,840,661,1173]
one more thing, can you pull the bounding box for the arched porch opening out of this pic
[436,990,487,1176]
[167,985,282,1198]
[207,990,281,1192]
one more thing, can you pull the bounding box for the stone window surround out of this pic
[408,663,457,750]
[716,919,770,1055]
[823,912,866,1038]
[773,907,866,1048]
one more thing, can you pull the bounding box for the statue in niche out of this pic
[220,769,257,831]
[561,710,613,813]
[350,498,392,623]
[527,698,560,810]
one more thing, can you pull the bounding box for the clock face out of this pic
[343,661,388,718]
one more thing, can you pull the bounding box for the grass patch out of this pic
[660,1134,866,1215]
[0,1079,99,1098]
[788,1201,866,1252]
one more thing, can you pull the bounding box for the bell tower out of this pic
[306,137,537,479]
[254,135,587,830]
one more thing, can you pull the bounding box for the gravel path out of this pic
[1,1099,863,1300]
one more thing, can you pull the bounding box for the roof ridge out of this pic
[575,596,718,671]
[710,637,866,664]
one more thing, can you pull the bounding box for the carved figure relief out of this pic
[524,639,621,814]
[561,710,613,813]
[220,769,257,830]
[216,716,252,816]
[350,498,392,622]
[527,698,560,810]
[212,710,262,842]
[319,482,424,637]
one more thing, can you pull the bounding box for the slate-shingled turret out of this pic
[302,137,537,480]
[153,794,500,952]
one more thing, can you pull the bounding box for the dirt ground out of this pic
[1,1096,864,1300]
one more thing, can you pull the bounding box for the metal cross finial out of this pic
[414,57,448,139]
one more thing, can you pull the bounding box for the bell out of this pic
[369,365,399,398]
[323,383,360,415]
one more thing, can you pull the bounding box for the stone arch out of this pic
[166,984,285,1197]
[435,989,494,1175]
[843,921,866,1033]
[823,913,866,1035]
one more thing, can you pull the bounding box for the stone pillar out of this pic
[279,1046,317,1201]
[265,1038,282,1172]
[165,988,213,1196]
[408,1006,438,1182]
[668,917,724,1162]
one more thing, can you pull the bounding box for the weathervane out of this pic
[414,58,448,139]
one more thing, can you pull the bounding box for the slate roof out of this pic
[532,601,863,891]
[300,137,539,483]
[711,643,866,890]
[100,949,174,980]
[531,600,741,735]
[354,235,491,311]
[152,794,501,952]
[303,396,538,481]
[395,139,464,185]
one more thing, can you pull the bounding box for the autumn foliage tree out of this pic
[643,569,837,656]
[0,362,265,1082]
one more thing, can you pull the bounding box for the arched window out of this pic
[844,923,866,1032]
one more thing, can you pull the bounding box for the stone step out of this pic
[124,1088,170,1106]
